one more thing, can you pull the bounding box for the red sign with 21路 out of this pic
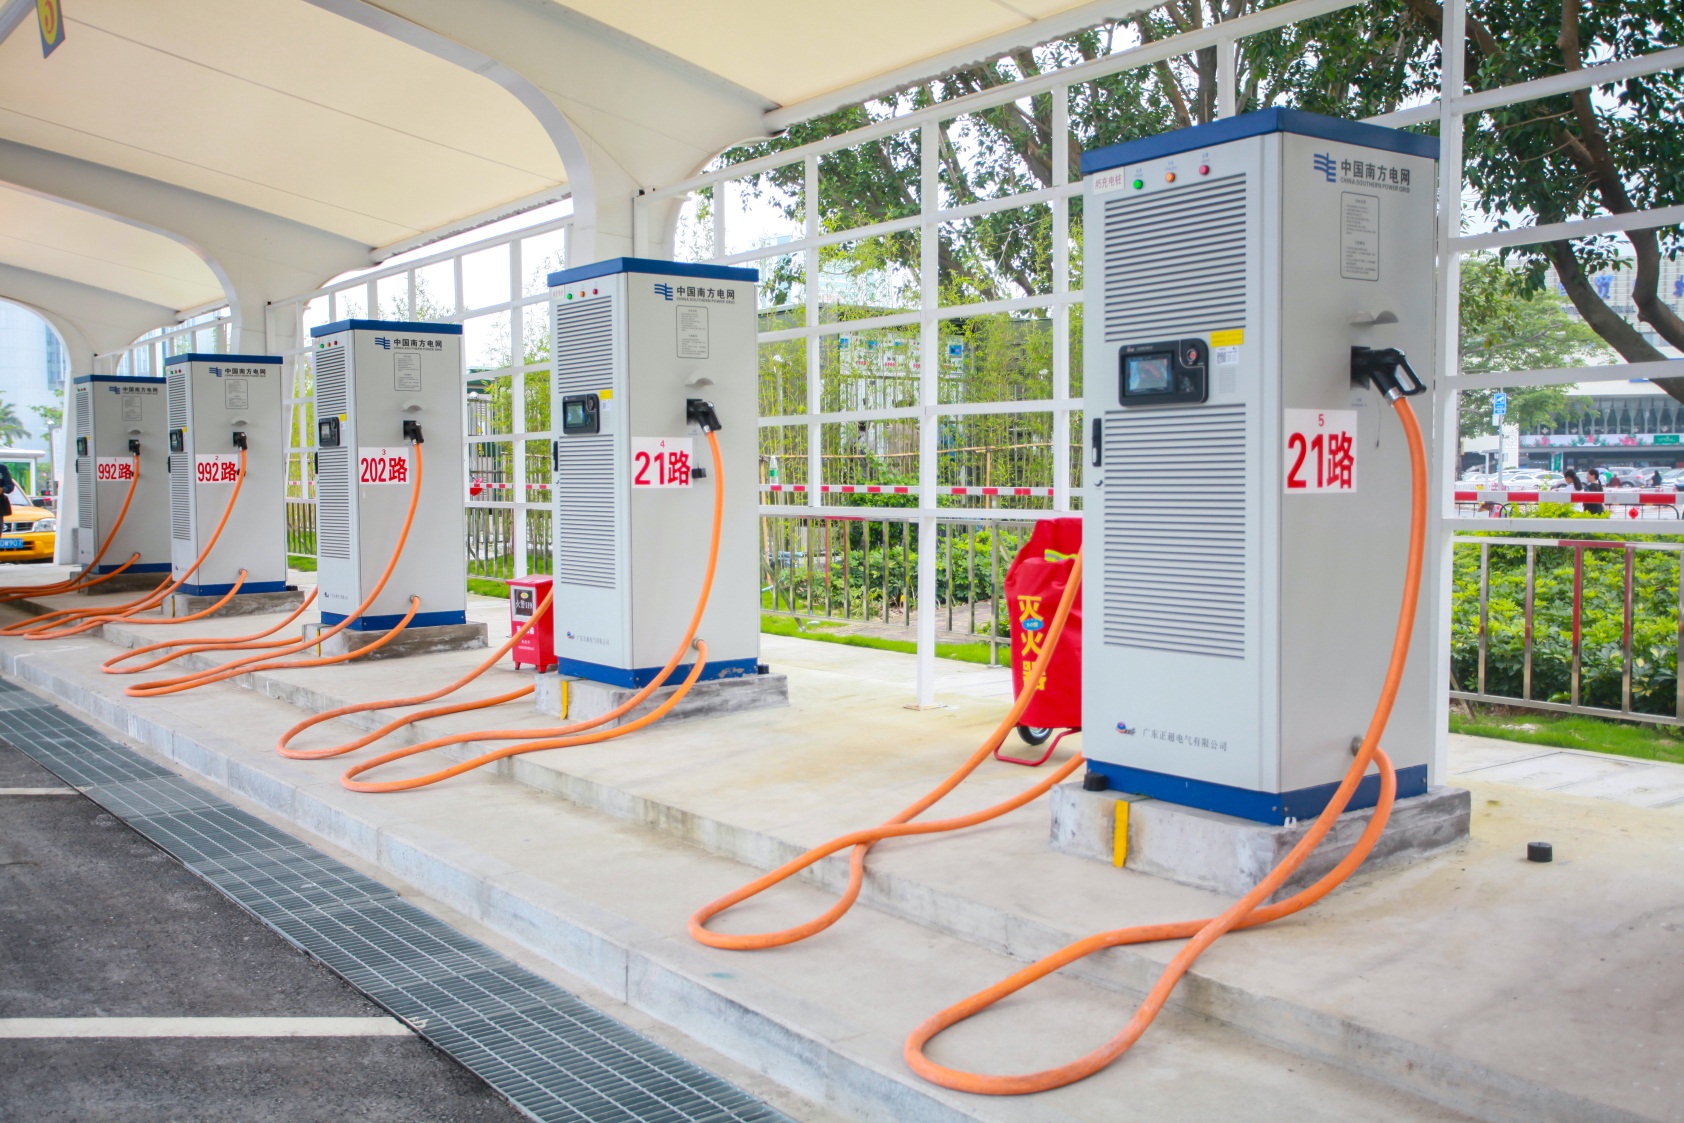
[1283,409,1357,493]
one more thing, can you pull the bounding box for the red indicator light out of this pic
[1199,164,1210,175]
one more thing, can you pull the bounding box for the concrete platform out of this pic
[299,619,487,660]
[0,581,1677,1121]
[164,587,305,619]
[1050,782,1471,898]
[534,669,789,727]
[74,569,168,594]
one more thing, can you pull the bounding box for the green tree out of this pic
[1456,253,1611,436]
[30,404,61,433]
[0,399,29,444]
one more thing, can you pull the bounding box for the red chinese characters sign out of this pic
[358,447,412,486]
[1283,409,1357,494]
[194,455,240,484]
[631,437,693,489]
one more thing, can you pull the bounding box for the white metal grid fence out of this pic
[93,0,1682,717]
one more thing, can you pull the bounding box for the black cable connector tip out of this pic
[402,420,424,444]
[231,431,248,450]
[1082,771,1109,792]
[686,398,723,433]
[1352,346,1426,399]
[127,439,140,455]
[1527,841,1553,863]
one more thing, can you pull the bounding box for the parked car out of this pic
[0,499,57,563]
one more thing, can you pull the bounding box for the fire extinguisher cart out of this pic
[998,517,1082,765]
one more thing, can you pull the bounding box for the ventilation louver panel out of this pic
[1102,406,1248,658]
[167,371,191,542]
[312,346,351,561]
[1102,174,1247,343]
[316,448,351,560]
[75,386,93,531]
[553,296,617,589]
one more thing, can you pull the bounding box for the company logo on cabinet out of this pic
[209,367,222,377]
[1115,722,1134,735]
[1323,153,1413,193]
[653,282,674,300]
[374,337,391,350]
[1312,152,1337,182]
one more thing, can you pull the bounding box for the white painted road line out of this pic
[0,1017,414,1038]
[0,787,77,796]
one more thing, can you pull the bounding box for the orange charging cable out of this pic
[691,396,1428,1095]
[121,442,426,697]
[276,430,728,793]
[6,449,250,639]
[0,454,143,603]
[101,588,319,675]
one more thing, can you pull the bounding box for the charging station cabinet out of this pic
[162,353,287,596]
[546,258,760,688]
[307,319,465,631]
[1080,109,1438,824]
[71,375,169,576]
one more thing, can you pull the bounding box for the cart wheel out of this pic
[1018,726,1053,747]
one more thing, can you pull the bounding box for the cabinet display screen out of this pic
[1125,354,1174,394]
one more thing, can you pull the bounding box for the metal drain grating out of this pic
[0,675,794,1123]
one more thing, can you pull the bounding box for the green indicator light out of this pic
[1132,178,1144,190]
[566,292,573,299]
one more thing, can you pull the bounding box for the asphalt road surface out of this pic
[0,739,527,1123]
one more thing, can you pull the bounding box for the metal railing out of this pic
[761,512,1034,664]
[1450,533,1684,726]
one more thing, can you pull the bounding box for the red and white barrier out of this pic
[1454,489,1682,505]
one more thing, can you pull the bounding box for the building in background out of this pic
[0,301,69,485]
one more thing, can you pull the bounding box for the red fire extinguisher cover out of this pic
[1005,517,1082,730]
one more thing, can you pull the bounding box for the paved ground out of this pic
[0,741,526,1123]
[1448,731,1684,809]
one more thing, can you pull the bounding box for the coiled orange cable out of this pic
[101,588,319,675]
[7,449,249,639]
[689,396,1428,1096]
[0,453,142,603]
[276,430,728,793]
[122,442,426,697]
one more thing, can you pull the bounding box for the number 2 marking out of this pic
[1286,433,1308,489]
[633,450,651,486]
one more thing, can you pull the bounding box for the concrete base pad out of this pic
[164,588,304,619]
[299,620,487,661]
[74,570,166,595]
[533,670,789,727]
[1051,781,1471,898]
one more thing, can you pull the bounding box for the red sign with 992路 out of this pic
[358,447,412,486]
[94,457,135,483]
[1283,409,1358,493]
[194,455,240,484]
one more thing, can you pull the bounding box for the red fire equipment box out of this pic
[508,575,555,672]
[998,517,1082,765]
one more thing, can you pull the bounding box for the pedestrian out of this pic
[1562,468,1580,493]
[0,465,15,522]
[1652,469,1664,488]
[1584,470,1605,516]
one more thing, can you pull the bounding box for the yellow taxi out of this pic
[0,502,58,563]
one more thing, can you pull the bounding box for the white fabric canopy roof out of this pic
[0,0,1119,354]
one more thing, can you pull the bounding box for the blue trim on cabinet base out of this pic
[1083,760,1428,825]
[319,609,467,632]
[176,580,290,597]
[553,655,760,690]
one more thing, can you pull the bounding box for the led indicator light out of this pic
[1199,164,1210,175]
[1165,171,1177,183]
[565,292,573,300]
[1132,178,1144,190]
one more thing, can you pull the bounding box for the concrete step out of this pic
[0,605,1673,1122]
[0,640,1474,1123]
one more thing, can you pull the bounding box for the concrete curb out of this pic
[0,637,1658,1123]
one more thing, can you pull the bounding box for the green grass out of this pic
[1450,709,1684,765]
[467,577,509,600]
[760,614,1000,666]
[286,554,316,572]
